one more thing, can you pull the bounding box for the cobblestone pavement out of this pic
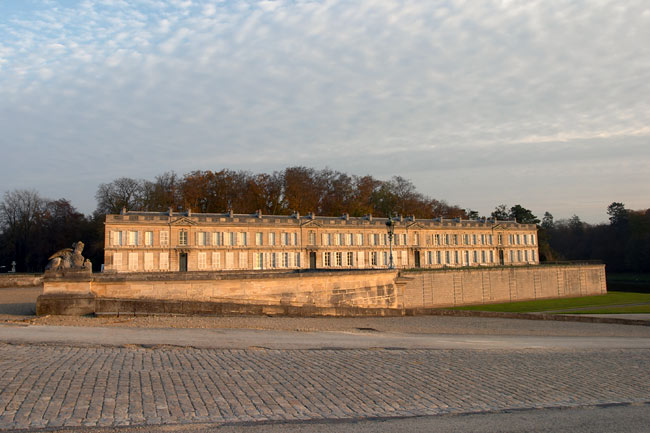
[0,344,648,431]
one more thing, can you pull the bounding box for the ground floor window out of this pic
[113,252,122,270]
[144,252,154,271]
[198,252,207,270]
[159,253,168,270]
[128,253,138,271]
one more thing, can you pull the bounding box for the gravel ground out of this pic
[2,286,650,337]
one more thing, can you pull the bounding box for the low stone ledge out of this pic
[36,293,96,316]
[0,273,43,288]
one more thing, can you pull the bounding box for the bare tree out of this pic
[95,177,145,214]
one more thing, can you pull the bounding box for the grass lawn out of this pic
[448,291,650,313]
[557,305,650,314]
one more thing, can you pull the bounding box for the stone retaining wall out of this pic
[37,264,606,316]
[0,274,43,288]
[400,264,606,308]
[38,269,400,315]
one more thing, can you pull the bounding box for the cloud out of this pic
[0,0,648,222]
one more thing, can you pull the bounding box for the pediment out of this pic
[406,221,426,230]
[300,219,323,228]
[170,217,197,226]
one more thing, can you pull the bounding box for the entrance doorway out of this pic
[179,253,188,272]
[309,252,317,269]
[414,251,421,268]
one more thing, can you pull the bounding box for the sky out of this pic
[1,0,649,223]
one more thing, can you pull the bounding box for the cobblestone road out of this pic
[0,344,649,431]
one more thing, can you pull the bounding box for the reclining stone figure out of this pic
[45,241,92,272]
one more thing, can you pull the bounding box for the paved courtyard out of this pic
[0,343,649,431]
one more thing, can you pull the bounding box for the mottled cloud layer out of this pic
[1,0,649,222]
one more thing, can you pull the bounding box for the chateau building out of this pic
[103,210,539,273]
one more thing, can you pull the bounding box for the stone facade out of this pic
[103,210,539,273]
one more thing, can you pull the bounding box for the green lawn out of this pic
[449,291,650,313]
[557,305,650,314]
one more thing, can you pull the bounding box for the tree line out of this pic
[94,167,467,219]
[539,203,650,273]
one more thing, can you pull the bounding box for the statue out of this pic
[45,241,92,272]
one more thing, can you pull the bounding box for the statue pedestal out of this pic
[38,269,95,315]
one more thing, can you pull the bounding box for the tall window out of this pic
[371,251,378,266]
[225,252,234,269]
[128,252,138,271]
[323,252,331,267]
[239,252,248,268]
[335,252,342,267]
[113,252,122,270]
[308,231,315,245]
[346,252,354,266]
[269,232,276,246]
[197,232,206,246]
[159,252,169,270]
[144,253,154,270]
[356,233,364,246]
[213,232,221,246]
[256,232,263,246]
[112,231,123,246]
[211,252,220,269]
[144,231,154,246]
[128,231,138,246]
[179,231,187,246]
[198,252,207,269]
